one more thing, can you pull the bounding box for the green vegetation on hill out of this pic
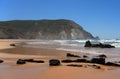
[0,19,94,39]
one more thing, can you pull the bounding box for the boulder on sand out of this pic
[10,44,16,46]
[23,59,44,63]
[23,59,34,62]
[73,59,87,63]
[49,59,61,66]
[61,59,73,63]
[16,59,26,64]
[31,60,44,63]
[67,64,83,67]
[91,58,105,65]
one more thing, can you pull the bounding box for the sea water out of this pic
[19,39,120,62]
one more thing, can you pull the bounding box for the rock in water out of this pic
[84,40,115,48]
[84,40,91,47]
[49,59,61,66]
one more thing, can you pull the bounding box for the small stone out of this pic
[92,65,101,69]
[16,59,26,64]
[10,44,16,46]
[0,59,4,63]
[83,55,89,58]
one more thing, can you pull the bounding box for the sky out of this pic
[0,0,120,39]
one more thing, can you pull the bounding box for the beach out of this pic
[0,39,120,79]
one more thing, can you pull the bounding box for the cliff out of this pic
[0,19,94,39]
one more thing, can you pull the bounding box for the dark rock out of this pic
[67,64,83,67]
[10,44,16,46]
[67,53,80,57]
[23,59,34,62]
[83,55,89,58]
[105,62,114,65]
[97,54,107,58]
[23,59,44,63]
[84,40,91,47]
[16,59,26,64]
[100,43,115,48]
[91,58,105,65]
[61,59,73,63]
[0,59,4,63]
[105,62,120,67]
[49,59,61,66]
[31,60,44,63]
[84,40,115,48]
[92,65,101,69]
[73,59,87,62]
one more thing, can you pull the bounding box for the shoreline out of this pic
[0,39,120,79]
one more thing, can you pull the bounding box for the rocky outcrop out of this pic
[0,19,94,39]
[84,40,115,48]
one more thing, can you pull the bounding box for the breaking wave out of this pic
[17,39,120,61]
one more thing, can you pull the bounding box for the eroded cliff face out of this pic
[0,19,94,39]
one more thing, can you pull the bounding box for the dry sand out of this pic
[0,39,120,79]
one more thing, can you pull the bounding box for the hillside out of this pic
[0,19,94,39]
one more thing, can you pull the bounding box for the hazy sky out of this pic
[0,0,120,39]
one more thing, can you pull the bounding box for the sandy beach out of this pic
[0,39,120,79]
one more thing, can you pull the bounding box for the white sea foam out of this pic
[56,48,103,55]
[24,39,120,48]
[18,39,120,56]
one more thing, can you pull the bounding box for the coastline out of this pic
[0,39,120,79]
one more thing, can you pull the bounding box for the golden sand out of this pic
[0,39,119,79]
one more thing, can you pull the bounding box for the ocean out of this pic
[18,39,120,62]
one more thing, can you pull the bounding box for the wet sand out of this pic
[0,39,120,79]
